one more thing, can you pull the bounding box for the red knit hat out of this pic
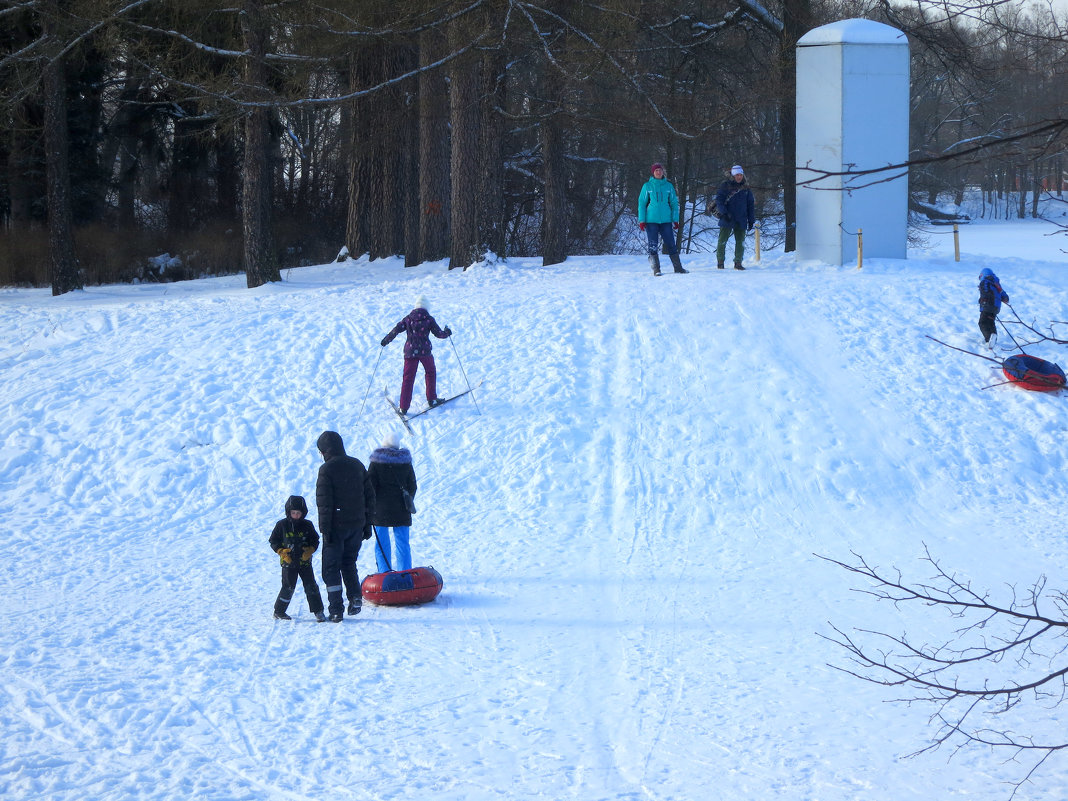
[650,163,664,175]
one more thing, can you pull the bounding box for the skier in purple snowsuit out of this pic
[381,297,452,414]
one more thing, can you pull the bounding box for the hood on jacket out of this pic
[370,446,412,465]
[317,430,346,458]
[979,268,996,281]
[285,495,308,517]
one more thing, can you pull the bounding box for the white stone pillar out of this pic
[796,19,909,264]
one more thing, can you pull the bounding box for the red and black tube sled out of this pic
[361,566,443,606]
[1002,354,1066,392]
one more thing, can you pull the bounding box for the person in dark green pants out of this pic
[715,165,755,270]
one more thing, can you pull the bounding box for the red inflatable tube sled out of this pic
[1002,354,1066,392]
[361,566,443,606]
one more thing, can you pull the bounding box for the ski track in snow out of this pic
[2,224,1068,800]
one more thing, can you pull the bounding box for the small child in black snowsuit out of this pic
[978,268,1010,346]
[269,495,326,621]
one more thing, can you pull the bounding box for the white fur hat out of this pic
[415,295,428,310]
[382,431,401,449]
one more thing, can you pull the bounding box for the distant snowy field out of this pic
[2,216,1067,801]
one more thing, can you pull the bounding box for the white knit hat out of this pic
[415,296,428,310]
[731,165,744,176]
[382,431,401,449]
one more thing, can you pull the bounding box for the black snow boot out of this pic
[314,611,327,622]
[648,253,662,276]
[347,598,362,616]
[273,591,292,619]
[734,262,745,270]
[669,253,688,274]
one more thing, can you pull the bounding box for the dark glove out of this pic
[363,525,373,541]
[672,222,679,231]
[638,222,646,232]
[1003,293,1009,304]
[380,337,388,347]
[278,548,292,564]
[302,546,316,561]
[747,223,754,232]
[443,327,452,337]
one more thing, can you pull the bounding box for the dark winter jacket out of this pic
[269,495,320,566]
[715,178,756,230]
[368,446,417,528]
[978,268,1009,314]
[382,308,449,359]
[315,431,375,542]
[637,177,679,225]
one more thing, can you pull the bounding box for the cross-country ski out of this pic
[403,380,483,421]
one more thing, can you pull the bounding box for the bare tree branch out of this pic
[820,546,1068,795]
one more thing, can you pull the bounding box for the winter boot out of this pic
[649,253,662,276]
[734,262,745,270]
[717,261,725,269]
[314,611,327,622]
[668,253,688,274]
[327,589,344,621]
[347,598,362,616]
[273,592,292,620]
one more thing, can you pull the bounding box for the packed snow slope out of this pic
[3,220,1068,801]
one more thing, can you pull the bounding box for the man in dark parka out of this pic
[715,165,756,269]
[315,430,375,622]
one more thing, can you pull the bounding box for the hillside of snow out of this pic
[2,218,1068,800]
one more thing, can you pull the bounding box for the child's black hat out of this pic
[285,495,308,516]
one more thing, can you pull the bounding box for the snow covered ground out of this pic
[2,217,1068,800]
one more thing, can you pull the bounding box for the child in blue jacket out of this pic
[978,268,1009,346]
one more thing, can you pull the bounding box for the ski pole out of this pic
[448,334,481,416]
[357,346,385,423]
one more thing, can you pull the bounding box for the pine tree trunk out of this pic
[240,0,280,287]
[346,47,379,260]
[402,70,421,268]
[42,7,82,296]
[541,103,567,267]
[541,39,567,268]
[780,0,812,253]
[380,45,407,259]
[479,45,506,259]
[418,27,449,262]
[448,8,481,271]
[676,144,692,254]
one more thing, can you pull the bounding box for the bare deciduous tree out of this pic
[822,546,1068,797]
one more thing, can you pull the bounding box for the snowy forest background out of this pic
[0,0,1066,293]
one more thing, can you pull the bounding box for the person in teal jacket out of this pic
[637,163,687,276]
